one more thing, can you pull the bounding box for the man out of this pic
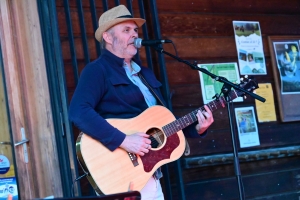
[69,5,214,200]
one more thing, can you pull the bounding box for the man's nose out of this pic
[132,31,138,37]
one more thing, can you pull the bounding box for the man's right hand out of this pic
[119,132,151,156]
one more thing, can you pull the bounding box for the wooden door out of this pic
[0,0,63,199]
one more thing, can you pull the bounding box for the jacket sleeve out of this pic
[182,121,208,138]
[68,63,126,151]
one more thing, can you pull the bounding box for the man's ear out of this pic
[103,32,113,45]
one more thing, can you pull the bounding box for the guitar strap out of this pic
[138,73,191,156]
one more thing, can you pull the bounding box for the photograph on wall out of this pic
[198,63,243,104]
[233,21,267,75]
[273,41,300,94]
[234,106,260,148]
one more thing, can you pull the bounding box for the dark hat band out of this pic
[116,15,133,19]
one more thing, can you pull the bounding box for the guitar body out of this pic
[76,105,186,195]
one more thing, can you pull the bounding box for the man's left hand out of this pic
[195,105,214,134]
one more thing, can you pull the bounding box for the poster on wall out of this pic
[268,36,300,122]
[272,41,300,94]
[0,178,18,200]
[234,106,260,148]
[198,62,243,104]
[0,155,18,200]
[255,83,277,122]
[232,21,267,75]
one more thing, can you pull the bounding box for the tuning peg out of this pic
[212,93,220,100]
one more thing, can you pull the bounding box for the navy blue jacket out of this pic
[69,49,202,151]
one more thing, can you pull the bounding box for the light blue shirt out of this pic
[123,61,157,107]
[123,61,162,179]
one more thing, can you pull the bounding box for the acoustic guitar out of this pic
[76,77,258,195]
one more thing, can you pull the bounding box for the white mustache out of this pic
[128,39,136,45]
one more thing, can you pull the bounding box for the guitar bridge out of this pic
[128,152,139,167]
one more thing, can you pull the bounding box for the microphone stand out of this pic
[151,46,266,200]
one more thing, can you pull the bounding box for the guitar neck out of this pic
[163,90,238,137]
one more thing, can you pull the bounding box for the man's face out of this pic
[106,21,138,59]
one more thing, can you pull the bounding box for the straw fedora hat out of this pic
[95,5,145,42]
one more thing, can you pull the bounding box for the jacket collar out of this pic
[100,49,142,67]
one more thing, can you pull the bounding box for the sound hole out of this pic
[146,128,165,148]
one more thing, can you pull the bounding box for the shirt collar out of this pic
[123,61,141,75]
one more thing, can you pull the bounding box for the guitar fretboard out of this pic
[162,90,238,137]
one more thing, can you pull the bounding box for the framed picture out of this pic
[268,36,300,122]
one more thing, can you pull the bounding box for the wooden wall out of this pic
[56,0,300,199]
[156,1,300,199]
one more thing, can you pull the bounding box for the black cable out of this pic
[170,40,178,57]
[70,173,88,197]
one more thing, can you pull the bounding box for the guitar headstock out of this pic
[237,76,259,98]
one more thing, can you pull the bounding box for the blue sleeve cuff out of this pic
[182,121,208,138]
[105,130,126,151]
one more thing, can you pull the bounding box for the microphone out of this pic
[134,38,172,48]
